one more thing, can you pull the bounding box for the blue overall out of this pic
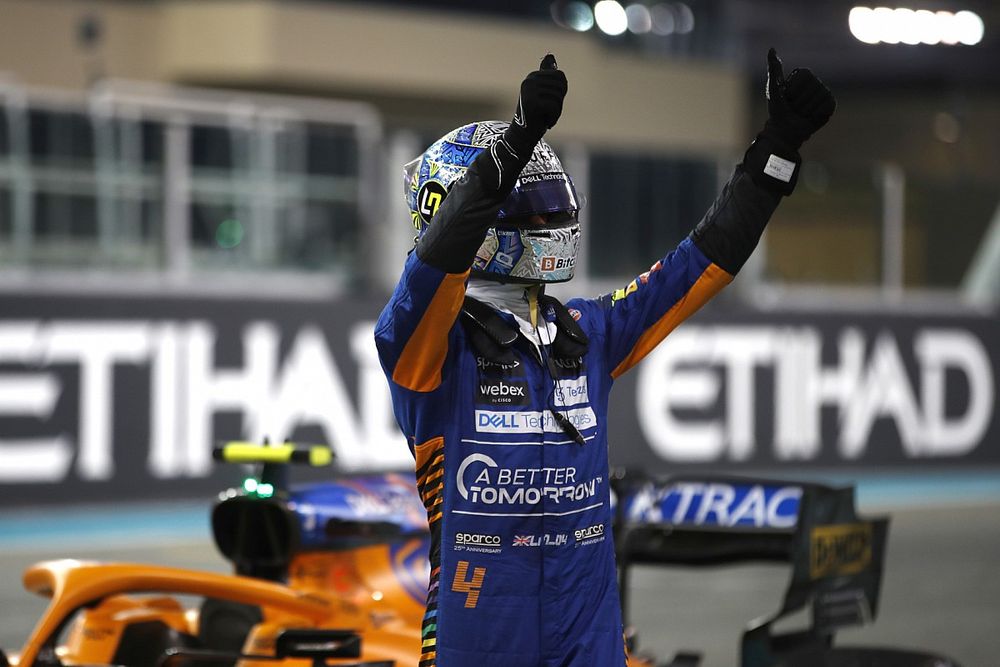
[376,148,782,666]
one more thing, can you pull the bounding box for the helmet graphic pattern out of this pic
[404,121,582,284]
[404,121,577,233]
[405,122,500,232]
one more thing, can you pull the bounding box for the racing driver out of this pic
[375,51,835,667]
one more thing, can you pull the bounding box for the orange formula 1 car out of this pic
[5,443,430,667]
[2,444,960,667]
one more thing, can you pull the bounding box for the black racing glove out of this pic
[481,54,568,194]
[743,48,835,196]
[508,53,567,146]
[763,48,835,149]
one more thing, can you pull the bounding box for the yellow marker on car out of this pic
[214,442,333,467]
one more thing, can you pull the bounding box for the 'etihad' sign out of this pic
[0,319,408,484]
[1,294,996,505]
[635,325,995,463]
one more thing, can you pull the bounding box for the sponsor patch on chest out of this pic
[475,407,597,434]
[477,379,530,406]
[454,532,503,554]
[574,523,606,546]
[553,376,589,407]
[475,356,521,374]
[456,453,603,507]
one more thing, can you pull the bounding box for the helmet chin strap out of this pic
[527,284,541,330]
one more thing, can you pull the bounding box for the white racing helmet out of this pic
[404,120,582,283]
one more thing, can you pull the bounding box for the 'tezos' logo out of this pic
[417,180,448,223]
[540,256,576,272]
[574,523,605,546]
[553,376,589,408]
[477,379,529,406]
[810,523,873,579]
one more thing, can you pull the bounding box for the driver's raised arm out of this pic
[587,49,836,378]
[374,55,567,393]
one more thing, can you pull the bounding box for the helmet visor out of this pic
[497,174,580,219]
[473,218,581,284]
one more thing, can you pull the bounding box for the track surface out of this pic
[2,502,998,667]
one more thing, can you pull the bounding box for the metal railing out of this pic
[1,77,995,310]
[0,79,382,297]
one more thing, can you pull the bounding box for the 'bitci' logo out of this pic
[541,256,576,272]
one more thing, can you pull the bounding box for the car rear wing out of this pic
[612,473,889,667]
[211,442,428,578]
[158,628,395,667]
[213,473,429,579]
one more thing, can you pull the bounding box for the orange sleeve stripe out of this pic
[392,270,469,392]
[414,436,445,472]
[422,468,445,489]
[610,262,733,379]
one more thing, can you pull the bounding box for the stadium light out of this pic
[673,2,695,34]
[647,3,694,35]
[551,1,694,37]
[914,9,942,45]
[594,0,628,36]
[551,1,595,32]
[954,10,985,45]
[650,3,675,35]
[849,6,984,45]
[625,4,652,34]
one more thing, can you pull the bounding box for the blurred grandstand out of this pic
[0,0,997,301]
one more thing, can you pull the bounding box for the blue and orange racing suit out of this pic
[375,136,791,666]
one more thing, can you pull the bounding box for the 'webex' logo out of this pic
[477,379,529,406]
